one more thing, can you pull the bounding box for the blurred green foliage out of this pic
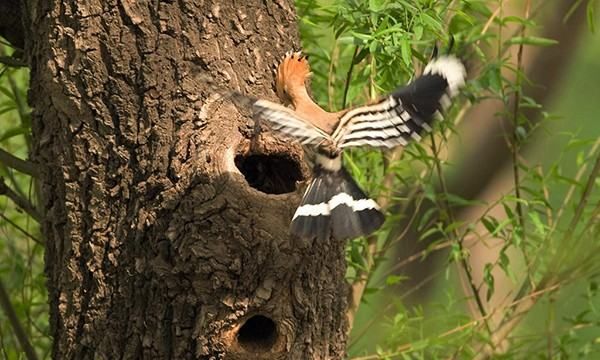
[0,43,48,358]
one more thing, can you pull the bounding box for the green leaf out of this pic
[419,226,441,241]
[483,64,503,92]
[445,193,485,207]
[413,25,423,41]
[508,36,559,47]
[0,85,14,100]
[516,125,527,140]
[385,274,408,286]
[587,0,596,33]
[529,211,547,236]
[501,15,536,27]
[410,339,430,351]
[481,216,499,234]
[450,242,462,261]
[498,249,511,276]
[351,31,372,43]
[420,12,443,34]
[484,263,495,301]
[400,37,412,67]
[490,218,512,237]
[0,105,16,116]
[369,39,378,54]
[368,0,385,12]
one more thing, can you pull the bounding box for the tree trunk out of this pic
[25,1,349,358]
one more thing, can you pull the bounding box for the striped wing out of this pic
[332,55,466,149]
[331,96,423,148]
[253,99,331,146]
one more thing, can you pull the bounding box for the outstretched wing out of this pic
[252,99,331,146]
[332,56,466,149]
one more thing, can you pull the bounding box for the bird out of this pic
[225,50,466,241]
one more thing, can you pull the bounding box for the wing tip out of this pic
[424,55,467,97]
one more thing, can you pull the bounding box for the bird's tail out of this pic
[290,164,384,240]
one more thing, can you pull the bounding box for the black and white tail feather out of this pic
[249,55,466,240]
[289,154,385,241]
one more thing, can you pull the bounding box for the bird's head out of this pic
[275,51,312,107]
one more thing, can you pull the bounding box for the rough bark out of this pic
[25,1,349,359]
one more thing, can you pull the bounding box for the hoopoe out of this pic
[228,50,466,241]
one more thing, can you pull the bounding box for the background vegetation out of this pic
[1,0,599,358]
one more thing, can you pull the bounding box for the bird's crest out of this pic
[275,51,312,106]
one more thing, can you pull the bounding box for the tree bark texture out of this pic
[25,1,349,359]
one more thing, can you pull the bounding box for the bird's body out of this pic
[228,51,466,241]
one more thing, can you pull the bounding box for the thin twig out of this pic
[351,283,562,360]
[543,148,600,281]
[327,40,339,110]
[537,165,553,228]
[346,148,404,327]
[0,148,39,178]
[377,240,452,284]
[480,6,502,42]
[521,138,600,297]
[473,282,561,360]
[580,200,600,238]
[349,269,445,350]
[7,71,32,152]
[377,193,426,256]
[487,151,600,357]
[0,178,42,222]
[547,295,555,359]
[342,46,360,108]
[551,137,600,234]
[0,279,39,360]
[430,134,491,333]
[563,150,600,240]
[0,56,27,68]
[0,212,42,244]
[510,0,534,290]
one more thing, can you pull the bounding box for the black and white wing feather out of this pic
[253,100,330,146]
[331,96,416,148]
[333,56,466,149]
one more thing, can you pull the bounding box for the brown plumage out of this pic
[274,52,342,134]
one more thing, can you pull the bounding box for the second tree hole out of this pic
[237,315,278,353]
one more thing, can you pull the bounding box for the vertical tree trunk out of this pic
[25,1,349,358]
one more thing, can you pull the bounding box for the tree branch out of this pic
[0,278,39,360]
[0,212,42,244]
[0,55,27,67]
[0,148,39,177]
[0,177,41,222]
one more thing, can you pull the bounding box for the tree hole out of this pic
[236,315,278,353]
[235,153,303,194]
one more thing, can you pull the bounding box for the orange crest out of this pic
[275,51,312,104]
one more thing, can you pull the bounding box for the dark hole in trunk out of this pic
[235,153,303,194]
[236,315,278,353]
